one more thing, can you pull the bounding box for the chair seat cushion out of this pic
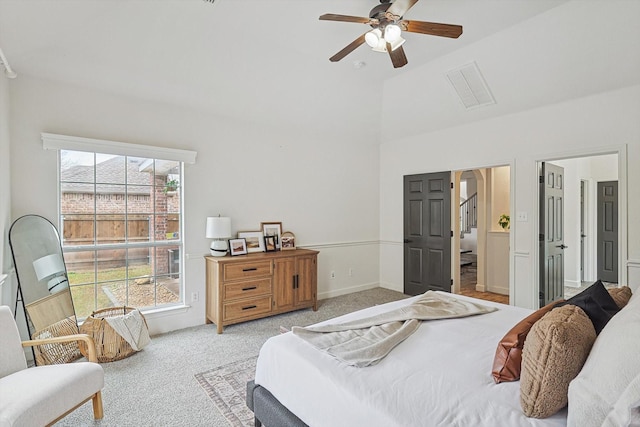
[0,362,104,427]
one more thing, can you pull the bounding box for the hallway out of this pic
[458,253,509,304]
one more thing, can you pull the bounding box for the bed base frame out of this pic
[246,380,308,427]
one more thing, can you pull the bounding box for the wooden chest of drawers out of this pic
[205,249,318,333]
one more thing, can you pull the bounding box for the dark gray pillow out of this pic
[555,280,620,334]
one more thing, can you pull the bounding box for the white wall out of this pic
[485,166,510,294]
[9,76,381,334]
[380,85,640,308]
[554,155,619,287]
[486,232,509,295]
[490,166,510,232]
[0,75,12,307]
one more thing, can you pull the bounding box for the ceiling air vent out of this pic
[446,62,495,110]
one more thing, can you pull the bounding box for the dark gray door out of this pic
[580,180,586,282]
[597,181,618,283]
[404,172,452,296]
[539,162,565,307]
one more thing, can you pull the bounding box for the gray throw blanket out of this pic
[292,291,497,367]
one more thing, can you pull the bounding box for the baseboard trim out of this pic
[486,286,509,295]
[318,282,379,300]
[564,280,581,288]
[378,281,402,293]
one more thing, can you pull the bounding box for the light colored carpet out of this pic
[54,287,408,427]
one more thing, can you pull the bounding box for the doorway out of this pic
[403,166,511,304]
[597,181,619,283]
[459,170,479,296]
[538,153,621,304]
[539,162,566,307]
[453,167,510,304]
[403,172,452,296]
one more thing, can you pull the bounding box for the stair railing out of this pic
[460,192,477,234]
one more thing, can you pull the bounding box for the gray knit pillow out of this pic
[520,305,596,418]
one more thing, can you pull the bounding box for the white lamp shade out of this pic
[372,35,406,53]
[372,38,388,53]
[205,217,231,239]
[365,28,382,48]
[384,24,401,42]
[33,253,66,281]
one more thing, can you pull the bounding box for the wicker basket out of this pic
[79,306,148,363]
[32,316,82,366]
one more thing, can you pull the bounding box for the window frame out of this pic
[44,133,196,316]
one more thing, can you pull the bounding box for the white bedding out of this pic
[255,292,568,427]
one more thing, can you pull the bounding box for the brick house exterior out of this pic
[60,156,180,276]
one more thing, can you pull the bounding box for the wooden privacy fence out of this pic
[62,216,179,271]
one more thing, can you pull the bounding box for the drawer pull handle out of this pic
[242,286,257,291]
[242,305,257,311]
[242,267,258,272]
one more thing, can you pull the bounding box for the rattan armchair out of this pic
[0,305,104,426]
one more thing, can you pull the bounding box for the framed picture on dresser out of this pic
[264,235,277,252]
[261,222,282,250]
[281,231,295,250]
[229,238,247,256]
[238,231,265,253]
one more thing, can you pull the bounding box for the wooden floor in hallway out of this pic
[456,254,611,306]
[458,253,509,305]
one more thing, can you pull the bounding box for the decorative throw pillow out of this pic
[520,305,596,418]
[555,280,620,334]
[491,299,564,383]
[567,293,640,427]
[607,286,632,309]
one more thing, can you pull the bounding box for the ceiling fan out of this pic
[319,0,462,68]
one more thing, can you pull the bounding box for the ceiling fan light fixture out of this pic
[365,28,382,48]
[372,38,388,53]
[384,24,401,42]
[320,2,463,67]
[387,36,406,51]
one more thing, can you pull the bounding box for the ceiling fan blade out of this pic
[387,0,419,18]
[387,43,408,68]
[403,20,463,38]
[319,13,373,24]
[329,34,367,62]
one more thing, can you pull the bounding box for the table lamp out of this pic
[206,216,231,256]
[33,253,69,293]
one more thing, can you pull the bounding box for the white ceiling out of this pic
[1,0,638,143]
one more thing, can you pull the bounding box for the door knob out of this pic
[556,244,568,249]
[404,239,412,243]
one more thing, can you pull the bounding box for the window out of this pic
[44,133,196,319]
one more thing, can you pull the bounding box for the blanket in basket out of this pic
[105,309,151,351]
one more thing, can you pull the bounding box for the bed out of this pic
[247,288,640,427]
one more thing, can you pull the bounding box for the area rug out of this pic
[195,355,258,427]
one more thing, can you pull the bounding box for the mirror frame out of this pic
[9,214,79,344]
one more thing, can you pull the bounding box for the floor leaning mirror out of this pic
[9,214,81,365]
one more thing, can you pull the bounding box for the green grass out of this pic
[67,265,152,317]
